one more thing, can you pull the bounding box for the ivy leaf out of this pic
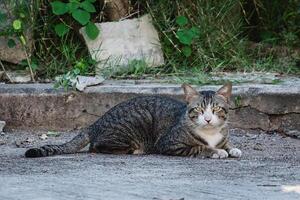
[7,39,16,48]
[51,1,69,15]
[182,46,192,57]
[54,23,70,37]
[176,29,193,45]
[67,2,79,13]
[81,1,96,13]
[176,16,188,27]
[13,19,22,30]
[85,22,100,40]
[72,9,90,25]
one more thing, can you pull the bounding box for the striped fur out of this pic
[25,83,241,158]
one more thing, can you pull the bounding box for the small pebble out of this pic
[253,143,264,151]
[47,131,61,137]
[0,139,5,145]
[246,133,257,140]
[15,138,35,148]
[39,133,48,140]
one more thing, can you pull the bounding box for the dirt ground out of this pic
[0,129,299,200]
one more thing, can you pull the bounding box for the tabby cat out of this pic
[25,83,242,159]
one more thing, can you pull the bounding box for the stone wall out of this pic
[0,82,299,138]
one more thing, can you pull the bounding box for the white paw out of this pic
[211,149,228,159]
[229,148,242,158]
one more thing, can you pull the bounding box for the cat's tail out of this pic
[25,129,90,158]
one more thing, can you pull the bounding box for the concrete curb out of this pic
[0,81,299,138]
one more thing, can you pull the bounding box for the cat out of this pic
[25,83,242,159]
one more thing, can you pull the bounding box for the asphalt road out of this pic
[0,129,299,200]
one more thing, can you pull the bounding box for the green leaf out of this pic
[0,12,7,23]
[81,1,96,13]
[176,16,188,27]
[67,2,79,13]
[31,62,38,71]
[13,19,22,30]
[20,60,28,66]
[176,29,193,45]
[7,39,16,48]
[54,23,70,37]
[190,26,200,37]
[87,0,96,2]
[51,1,69,15]
[260,31,277,44]
[19,12,26,18]
[182,46,192,57]
[85,22,99,40]
[73,68,80,75]
[72,9,90,25]
[20,35,26,45]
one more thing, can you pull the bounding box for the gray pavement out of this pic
[0,129,299,200]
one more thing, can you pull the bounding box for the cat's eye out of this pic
[213,106,222,112]
[194,107,204,113]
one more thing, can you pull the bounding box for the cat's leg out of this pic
[155,128,229,158]
[156,141,228,158]
[90,140,135,154]
[91,143,134,154]
[217,138,242,158]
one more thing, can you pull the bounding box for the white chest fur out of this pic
[195,128,223,148]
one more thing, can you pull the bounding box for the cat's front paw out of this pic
[211,149,228,159]
[229,148,242,158]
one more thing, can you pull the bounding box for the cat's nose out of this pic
[205,119,211,123]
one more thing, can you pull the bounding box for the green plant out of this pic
[54,57,95,90]
[31,0,101,80]
[175,16,199,57]
[234,95,242,107]
[54,70,78,90]
[0,0,37,80]
[1,0,300,84]
[50,0,100,39]
[145,0,300,74]
[100,59,155,79]
[147,0,247,72]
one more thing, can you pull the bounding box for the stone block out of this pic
[80,15,165,75]
[270,114,300,138]
[0,81,299,134]
[5,70,31,83]
[228,107,270,130]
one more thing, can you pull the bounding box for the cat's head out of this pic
[182,83,232,129]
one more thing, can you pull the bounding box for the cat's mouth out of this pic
[195,123,216,129]
[203,124,215,128]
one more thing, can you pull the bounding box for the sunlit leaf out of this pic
[72,9,90,25]
[85,22,99,40]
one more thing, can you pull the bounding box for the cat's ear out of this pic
[216,82,232,102]
[182,84,199,102]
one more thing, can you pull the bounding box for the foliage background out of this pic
[0,0,299,81]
